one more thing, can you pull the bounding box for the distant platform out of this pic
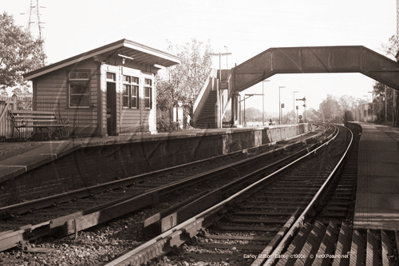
[354,123,399,230]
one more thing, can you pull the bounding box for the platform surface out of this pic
[354,123,399,230]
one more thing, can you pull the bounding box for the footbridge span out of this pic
[193,46,399,128]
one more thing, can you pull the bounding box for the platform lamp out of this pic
[279,86,285,125]
[293,91,299,123]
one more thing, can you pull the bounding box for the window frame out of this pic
[144,78,152,109]
[122,75,139,109]
[68,70,91,108]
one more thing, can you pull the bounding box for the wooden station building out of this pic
[23,39,180,137]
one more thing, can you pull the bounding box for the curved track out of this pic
[103,125,354,266]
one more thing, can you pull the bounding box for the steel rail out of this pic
[256,125,353,266]
[104,125,340,266]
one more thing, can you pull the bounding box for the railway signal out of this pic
[296,97,307,123]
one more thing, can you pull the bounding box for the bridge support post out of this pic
[230,93,241,127]
[215,79,221,128]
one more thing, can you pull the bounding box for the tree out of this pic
[318,94,341,122]
[381,35,399,126]
[0,12,46,93]
[372,81,395,123]
[157,38,213,108]
[338,95,356,112]
[303,108,320,122]
[156,38,213,129]
[381,35,399,59]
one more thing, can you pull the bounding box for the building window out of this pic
[123,84,131,107]
[144,79,152,109]
[123,75,139,109]
[69,70,90,108]
[107,72,116,81]
[131,86,139,108]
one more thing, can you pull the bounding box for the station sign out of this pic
[122,67,140,77]
[221,82,228,90]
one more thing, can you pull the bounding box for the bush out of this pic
[156,121,181,132]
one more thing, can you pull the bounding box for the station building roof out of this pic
[23,39,181,80]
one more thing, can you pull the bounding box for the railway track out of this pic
[0,126,330,253]
[261,124,399,266]
[102,124,353,266]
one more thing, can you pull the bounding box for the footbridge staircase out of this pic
[193,69,233,128]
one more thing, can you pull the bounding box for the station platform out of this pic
[354,123,399,230]
[0,124,313,184]
[0,128,236,182]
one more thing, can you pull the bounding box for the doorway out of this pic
[106,82,116,136]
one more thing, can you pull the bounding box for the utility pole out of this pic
[397,0,399,36]
[395,0,399,126]
[293,91,299,123]
[385,85,388,124]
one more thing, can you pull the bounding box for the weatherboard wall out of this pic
[32,58,156,137]
[33,59,100,136]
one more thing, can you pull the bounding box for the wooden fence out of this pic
[0,96,34,139]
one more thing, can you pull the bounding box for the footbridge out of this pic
[193,46,399,128]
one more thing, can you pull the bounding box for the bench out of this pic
[9,110,69,140]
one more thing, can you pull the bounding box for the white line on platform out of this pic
[0,165,27,171]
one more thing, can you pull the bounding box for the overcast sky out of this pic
[2,0,396,115]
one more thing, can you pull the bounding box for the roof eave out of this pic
[23,39,180,80]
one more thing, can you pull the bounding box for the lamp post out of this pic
[262,80,270,126]
[279,86,285,125]
[293,91,299,123]
[224,46,228,68]
[210,51,232,128]
[368,91,373,123]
